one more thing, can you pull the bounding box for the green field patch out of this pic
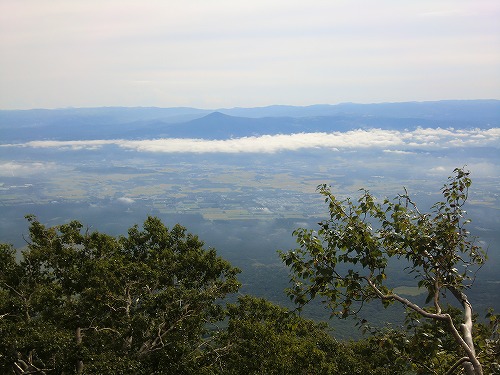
[393,286,425,296]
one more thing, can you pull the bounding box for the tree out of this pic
[356,306,500,374]
[280,168,487,375]
[214,295,342,374]
[210,295,408,375]
[0,216,240,374]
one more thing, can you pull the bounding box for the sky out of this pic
[0,0,499,110]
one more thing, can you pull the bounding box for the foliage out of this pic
[476,309,500,374]
[358,306,500,375]
[210,295,409,375]
[0,216,240,374]
[280,168,488,374]
[213,295,340,374]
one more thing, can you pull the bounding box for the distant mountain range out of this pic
[1,100,499,142]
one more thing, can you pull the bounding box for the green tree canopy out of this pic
[280,168,489,375]
[0,216,240,374]
[211,295,410,375]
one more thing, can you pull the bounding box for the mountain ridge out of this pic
[1,100,499,142]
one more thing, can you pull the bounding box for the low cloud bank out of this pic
[117,197,135,204]
[5,128,500,154]
[0,161,59,176]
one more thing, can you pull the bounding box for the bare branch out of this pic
[365,278,447,321]
[366,277,482,374]
[445,357,472,375]
[433,279,442,315]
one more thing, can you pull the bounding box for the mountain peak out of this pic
[204,111,233,119]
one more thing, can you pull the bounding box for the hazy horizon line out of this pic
[1,98,499,112]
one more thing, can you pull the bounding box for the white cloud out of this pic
[21,140,116,150]
[383,149,416,155]
[6,127,500,154]
[429,166,447,173]
[117,197,135,204]
[0,161,59,176]
[117,130,404,153]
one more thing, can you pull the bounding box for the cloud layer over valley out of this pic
[5,127,500,154]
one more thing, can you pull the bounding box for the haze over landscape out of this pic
[1,0,500,356]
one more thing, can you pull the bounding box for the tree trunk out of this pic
[461,302,480,375]
[449,288,483,375]
[76,327,84,374]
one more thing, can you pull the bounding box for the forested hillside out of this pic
[1,170,498,374]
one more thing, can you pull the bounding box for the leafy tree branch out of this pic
[280,168,487,375]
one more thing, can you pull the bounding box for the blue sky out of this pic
[1,0,499,109]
